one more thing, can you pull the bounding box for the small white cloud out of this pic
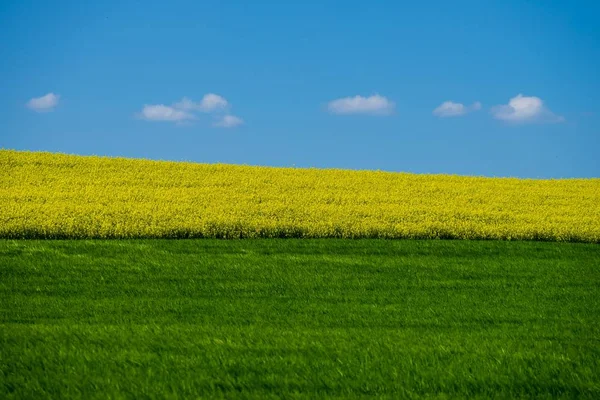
[200,93,229,112]
[172,97,196,111]
[174,94,229,112]
[27,93,60,112]
[491,94,564,123]
[433,101,481,117]
[139,93,241,126]
[214,115,244,128]
[327,95,395,115]
[138,104,195,122]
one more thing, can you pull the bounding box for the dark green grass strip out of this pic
[1,240,599,398]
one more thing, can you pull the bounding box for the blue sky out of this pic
[1,0,599,178]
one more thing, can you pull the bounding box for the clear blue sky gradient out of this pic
[1,0,598,177]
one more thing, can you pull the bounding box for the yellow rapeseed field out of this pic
[1,149,599,241]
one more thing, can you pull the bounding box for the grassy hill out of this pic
[1,239,599,398]
[1,149,599,241]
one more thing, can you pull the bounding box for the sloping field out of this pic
[1,150,599,241]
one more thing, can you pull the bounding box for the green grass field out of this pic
[1,239,599,398]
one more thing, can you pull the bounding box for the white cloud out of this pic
[214,115,244,128]
[172,97,196,111]
[138,93,242,126]
[491,94,564,123]
[433,101,482,117]
[327,95,395,115]
[26,93,59,112]
[174,94,229,112]
[138,104,195,122]
[200,93,229,112]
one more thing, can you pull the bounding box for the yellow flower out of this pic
[1,150,598,242]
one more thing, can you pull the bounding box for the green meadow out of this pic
[1,239,599,398]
